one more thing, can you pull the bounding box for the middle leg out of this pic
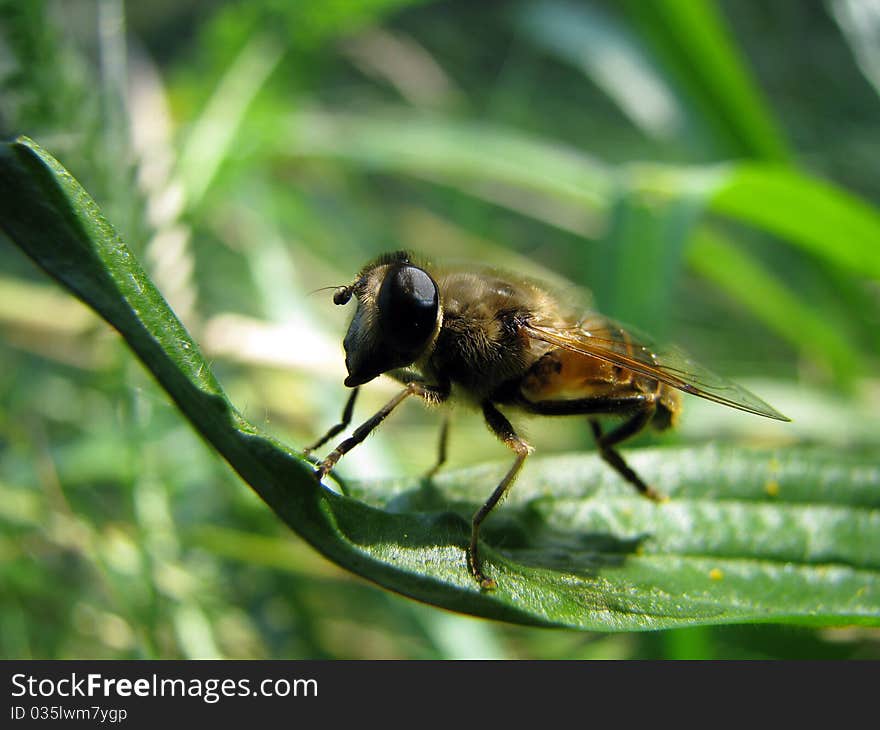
[469,402,532,589]
[425,412,451,479]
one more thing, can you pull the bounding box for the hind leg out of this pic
[589,404,666,502]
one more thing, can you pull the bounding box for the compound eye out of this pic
[376,264,439,353]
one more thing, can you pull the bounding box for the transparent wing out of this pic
[525,317,790,421]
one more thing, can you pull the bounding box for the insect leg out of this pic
[470,402,532,589]
[303,387,360,457]
[425,412,451,478]
[589,403,665,502]
[315,381,449,481]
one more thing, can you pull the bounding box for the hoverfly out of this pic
[307,251,789,589]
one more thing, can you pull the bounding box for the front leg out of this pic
[315,380,450,481]
[303,387,359,458]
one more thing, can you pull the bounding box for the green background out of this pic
[0,0,878,658]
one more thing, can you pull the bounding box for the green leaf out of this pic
[2,137,879,630]
[348,447,880,628]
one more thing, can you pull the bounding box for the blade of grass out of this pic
[287,108,614,212]
[622,0,790,161]
[586,186,696,338]
[513,0,682,140]
[285,110,880,280]
[176,33,285,208]
[708,163,880,280]
[687,226,864,381]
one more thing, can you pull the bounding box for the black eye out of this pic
[377,264,439,353]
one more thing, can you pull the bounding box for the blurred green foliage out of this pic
[0,0,878,658]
